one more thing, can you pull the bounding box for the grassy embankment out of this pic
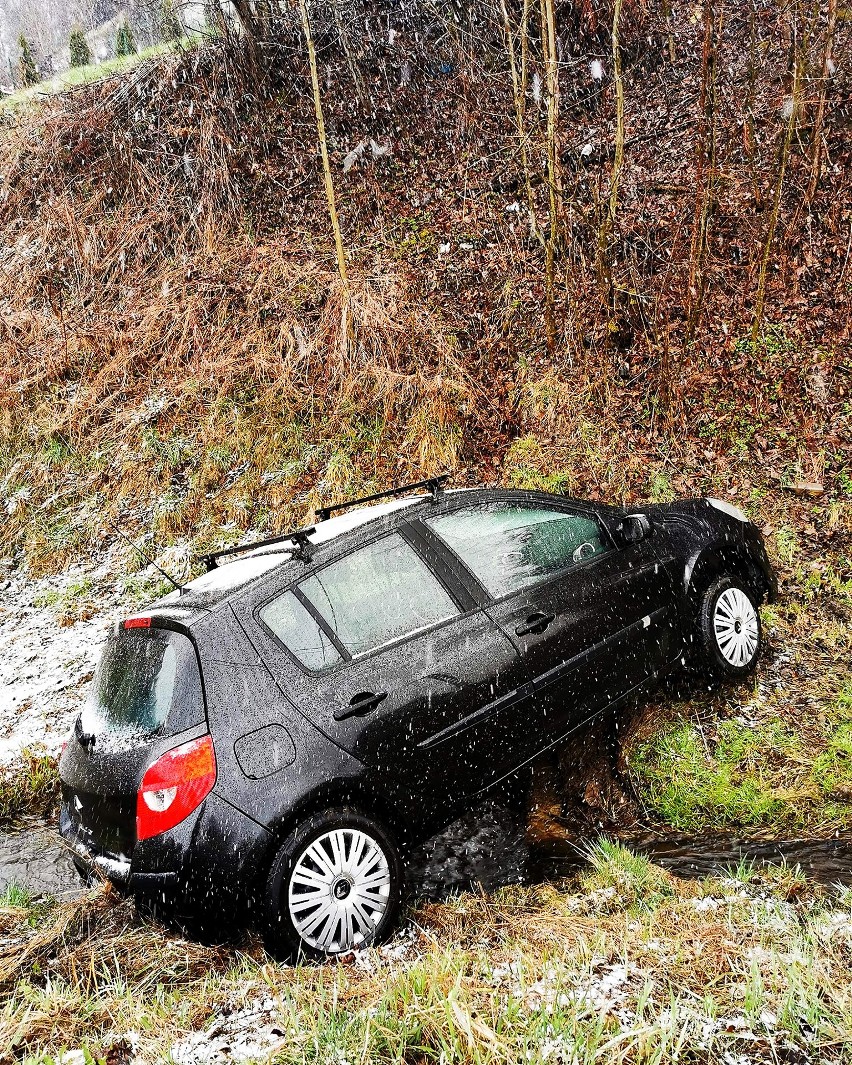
[2,841,852,1062]
[0,39,194,113]
[0,2,849,838]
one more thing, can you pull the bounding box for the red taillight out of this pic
[124,617,152,629]
[136,735,216,842]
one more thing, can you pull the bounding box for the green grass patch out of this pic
[119,572,177,607]
[580,839,676,907]
[629,718,799,831]
[0,40,187,112]
[504,435,575,493]
[33,576,94,614]
[0,747,60,823]
[812,721,852,799]
[0,882,34,909]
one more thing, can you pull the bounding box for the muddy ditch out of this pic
[3,546,850,918]
[4,804,852,912]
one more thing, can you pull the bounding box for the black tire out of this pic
[262,808,403,962]
[695,575,762,680]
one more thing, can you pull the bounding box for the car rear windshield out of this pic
[80,628,204,740]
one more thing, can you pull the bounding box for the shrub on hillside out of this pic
[69,28,92,68]
[159,0,182,42]
[115,20,137,58]
[18,35,38,86]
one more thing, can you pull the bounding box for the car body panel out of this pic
[229,536,534,812]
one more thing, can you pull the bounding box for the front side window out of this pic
[259,591,343,671]
[425,503,609,598]
[298,533,459,659]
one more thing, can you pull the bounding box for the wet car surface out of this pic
[59,483,777,959]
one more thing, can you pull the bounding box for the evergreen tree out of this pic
[18,35,38,87]
[159,0,182,43]
[115,21,137,58]
[69,28,92,68]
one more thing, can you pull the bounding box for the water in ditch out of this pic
[0,817,82,899]
[3,805,851,905]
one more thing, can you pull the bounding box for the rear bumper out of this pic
[59,802,133,888]
[59,790,273,922]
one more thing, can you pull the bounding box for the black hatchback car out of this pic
[60,480,776,958]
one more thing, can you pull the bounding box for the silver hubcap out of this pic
[288,829,391,953]
[713,587,759,667]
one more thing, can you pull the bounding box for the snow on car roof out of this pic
[155,490,479,607]
[163,495,427,601]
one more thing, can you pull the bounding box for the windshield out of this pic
[80,628,203,740]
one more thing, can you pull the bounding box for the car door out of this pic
[418,498,681,748]
[233,529,533,810]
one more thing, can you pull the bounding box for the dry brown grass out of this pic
[1,18,848,573]
[3,853,852,1062]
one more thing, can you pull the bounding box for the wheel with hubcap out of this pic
[696,576,762,679]
[263,809,403,961]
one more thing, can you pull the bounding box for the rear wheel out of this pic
[695,576,762,679]
[263,809,403,961]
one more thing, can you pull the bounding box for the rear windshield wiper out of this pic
[75,717,96,749]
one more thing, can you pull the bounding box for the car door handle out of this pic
[515,612,556,637]
[333,691,388,721]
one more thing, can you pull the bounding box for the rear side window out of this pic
[81,628,204,740]
[425,503,610,598]
[259,591,343,671]
[297,533,459,660]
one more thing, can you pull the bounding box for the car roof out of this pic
[141,486,601,619]
[143,493,439,617]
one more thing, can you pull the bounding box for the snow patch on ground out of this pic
[0,550,151,766]
[170,998,289,1064]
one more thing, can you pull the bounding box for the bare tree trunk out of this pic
[299,0,349,287]
[752,3,802,341]
[500,0,542,243]
[230,0,263,74]
[805,0,838,204]
[686,0,718,339]
[744,0,761,208]
[596,0,625,306]
[540,0,560,355]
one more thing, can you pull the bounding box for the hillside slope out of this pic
[0,2,849,566]
[1,9,851,1060]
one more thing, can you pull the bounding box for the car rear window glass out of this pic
[425,503,609,598]
[259,591,343,671]
[299,533,459,659]
[81,628,203,741]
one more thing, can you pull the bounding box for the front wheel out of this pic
[263,809,403,962]
[695,576,762,679]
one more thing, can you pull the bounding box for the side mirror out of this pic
[615,513,652,546]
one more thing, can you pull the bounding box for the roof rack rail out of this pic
[315,474,449,523]
[199,528,316,572]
